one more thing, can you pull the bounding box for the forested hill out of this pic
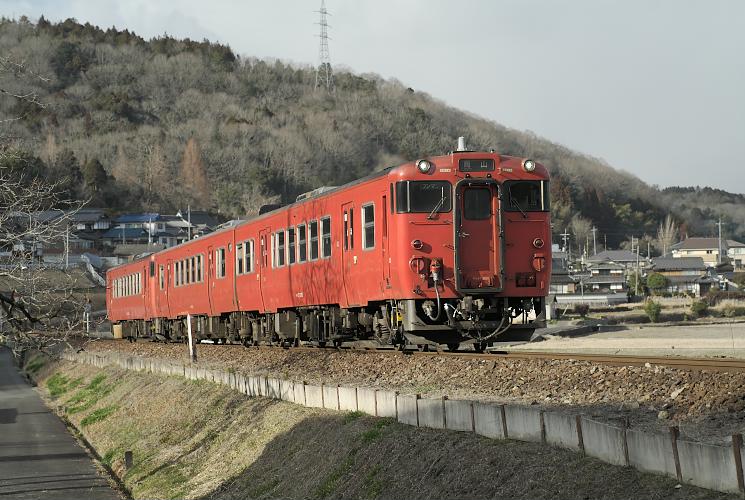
[1,17,743,248]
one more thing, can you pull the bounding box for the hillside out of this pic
[0,17,743,248]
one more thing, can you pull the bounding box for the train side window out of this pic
[343,211,348,250]
[159,265,164,289]
[186,259,191,285]
[288,228,296,265]
[236,243,244,275]
[247,240,255,273]
[174,263,178,287]
[362,204,375,249]
[321,216,331,258]
[389,183,394,213]
[137,273,141,294]
[298,224,307,263]
[309,220,319,260]
[349,208,354,249]
[216,248,226,278]
[276,231,286,267]
[197,255,203,282]
[149,261,155,277]
[464,188,491,220]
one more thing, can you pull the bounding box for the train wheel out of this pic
[474,342,487,353]
[447,343,459,352]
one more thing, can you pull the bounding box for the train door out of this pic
[206,245,215,315]
[147,259,157,319]
[341,202,357,306]
[381,192,391,289]
[456,182,501,291]
[258,228,270,311]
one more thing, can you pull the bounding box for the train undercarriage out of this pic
[117,295,545,351]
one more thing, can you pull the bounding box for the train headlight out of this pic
[416,159,433,174]
[522,159,536,172]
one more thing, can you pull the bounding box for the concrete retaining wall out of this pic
[338,386,358,412]
[397,395,419,427]
[305,384,324,408]
[444,399,473,433]
[581,418,627,467]
[473,402,505,440]
[357,388,377,416]
[504,405,543,443]
[375,390,397,419]
[543,412,580,451]
[417,398,445,429]
[60,349,745,496]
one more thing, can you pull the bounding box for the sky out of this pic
[3,0,745,194]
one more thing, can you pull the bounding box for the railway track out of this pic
[86,336,745,373]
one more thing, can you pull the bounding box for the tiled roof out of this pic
[727,240,745,248]
[587,250,639,263]
[652,257,706,270]
[101,227,149,239]
[114,213,160,223]
[676,237,726,250]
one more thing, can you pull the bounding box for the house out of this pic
[585,261,628,293]
[650,257,715,296]
[586,249,643,270]
[727,240,745,271]
[70,209,110,232]
[100,227,150,247]
[671,237,728,267]
[550,268,577,295]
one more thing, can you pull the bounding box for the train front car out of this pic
[389,142,551,350]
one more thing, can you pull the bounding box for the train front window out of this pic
[504,181,549,212]
[396,181,452,214]
[464,188,491,220]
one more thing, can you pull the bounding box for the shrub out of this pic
[691,300,709,318]
[646,273,669,294]
[721,302,745,318]
[644,300,662,323]
[573,303,590,317]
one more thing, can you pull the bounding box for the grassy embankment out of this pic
[23,353,733,500]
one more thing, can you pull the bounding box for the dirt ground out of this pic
[32,359,737,500]
[82,338,745,445]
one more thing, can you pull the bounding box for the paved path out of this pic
[0,348,121,499]
[509,323,745,358]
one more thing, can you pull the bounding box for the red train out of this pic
[106,140,551,350]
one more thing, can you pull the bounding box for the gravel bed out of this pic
[82,339,745,445]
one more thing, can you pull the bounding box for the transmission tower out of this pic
[314,0,334,92]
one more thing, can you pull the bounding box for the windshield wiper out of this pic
[427,187,446,220]
[509,188,528,219]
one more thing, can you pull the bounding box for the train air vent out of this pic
[295,186,338,202]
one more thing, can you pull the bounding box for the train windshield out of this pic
[503,180,549,212]
[396,181,452,213]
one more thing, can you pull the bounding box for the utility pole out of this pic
[717,217,723,265]
[64,224,69,269]
[635,239,640,297]
[591,226,597,256]
[560,230,571,266]
[187,205,192,241]
[314,0,334,92]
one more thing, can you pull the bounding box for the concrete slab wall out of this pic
[543,412,579,451]
[626,429,677,479]
[375,391,397,418]
[305,384,324,408]
[323,385,339,411]
[444,399,473,433]
[266,378,281,399]
[397,395,419,427]
[338,386,358,412]
[473,403,505,440]
[581,418,627,467]
[357,388,377,416]
[279,380,293,402]
[418,398,445,429]
[679,439,739,493]
[293,383,306,406]
[504,405,543,443]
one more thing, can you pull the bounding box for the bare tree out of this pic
[0,55,91,356]
[570,215,592,260]
[655,214,678,257]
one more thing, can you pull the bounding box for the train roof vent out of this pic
[295,186,337,202]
